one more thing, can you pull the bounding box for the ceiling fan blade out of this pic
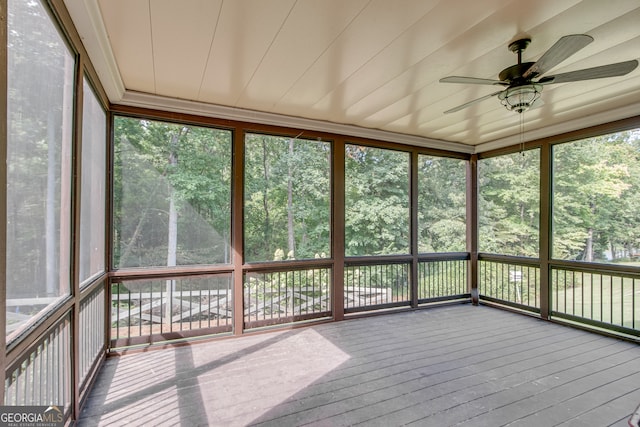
[538,59,638,84]
[523,34,593,79]
[440,76,507,86]
[444,90,504,114]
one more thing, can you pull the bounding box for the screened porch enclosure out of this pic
[2,1,640,426]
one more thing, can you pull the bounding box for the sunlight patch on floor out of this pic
[193,328,351,426]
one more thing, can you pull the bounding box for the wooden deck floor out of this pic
[78,304,640,426]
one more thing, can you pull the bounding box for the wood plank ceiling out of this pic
[65,0,640,151]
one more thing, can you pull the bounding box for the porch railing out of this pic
[105,255,640,348]
[4,313,72,415]
[551,265,640,336]
[79,286,106,389]
[111,274,233,347]
[244,267,332,329]
[418,255,469,302]
[478,256,640,337]
[479,256,541,311]
[344,260,410,312]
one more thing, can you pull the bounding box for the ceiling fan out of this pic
[440,34,638,114]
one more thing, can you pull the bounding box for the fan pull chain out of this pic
[520,111,525,156]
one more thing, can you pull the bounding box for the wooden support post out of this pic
[333,139,345,321]
[233,130,245,334]
[540,143,551,319]
[467,154,479,305]
[410,152,419,308]
[70,58,85,422]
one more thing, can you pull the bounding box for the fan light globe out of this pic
[498,84,542,113]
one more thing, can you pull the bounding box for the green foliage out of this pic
[479,150,540,257]
[113,116,640,270]
[244,134,331,262]
[345,146,410,256]
[418,156,466,252]
[113,117,232,267]
[479,130,640,263]
[553,131,640,262]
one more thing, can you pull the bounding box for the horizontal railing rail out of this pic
[418,252,470,261]
[478,253,541,266]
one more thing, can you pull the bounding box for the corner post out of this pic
[539,144,551,319]
[233,130,245,334]
[333,139,345,321]
[467,154,479,305]
[410,152,419,308]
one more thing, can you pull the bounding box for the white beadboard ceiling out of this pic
[64,0,640,152]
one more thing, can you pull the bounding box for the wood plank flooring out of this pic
[78,304,640,426]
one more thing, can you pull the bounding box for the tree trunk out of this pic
[224,229,229,264]
[165,132,179,323]
[45,110,56,296]
[262,139,271,256]
[584,228,594,262]
[583,199,597,262]
[287,138,295,257]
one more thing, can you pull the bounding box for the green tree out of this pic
[418,156,466,252]
[553,132,639,261]
[244,134,330,262]
[113,118,232,268]
[479,150,540,257]
[345,145,410,256]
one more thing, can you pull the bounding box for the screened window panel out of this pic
[478,149,540,257]
[553,130,640,263]
[79,78,106,285]
[113,117,232,268]
[6,0,75,339]
[345,145,410,256]
[244,133,331,262]
[417,155,467,253]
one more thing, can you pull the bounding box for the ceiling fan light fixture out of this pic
[498,84,543,113]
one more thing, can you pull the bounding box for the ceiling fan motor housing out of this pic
[499,62,536,83]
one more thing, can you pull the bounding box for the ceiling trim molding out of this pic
[119,91,475,154]
[475,101,640,153]
[64,0,125,101]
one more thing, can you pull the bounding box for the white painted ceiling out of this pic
[65,0,640,152]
